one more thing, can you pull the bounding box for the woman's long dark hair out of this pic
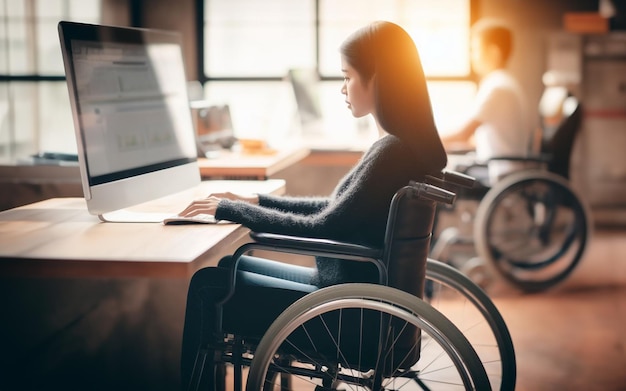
[340,21,447,173]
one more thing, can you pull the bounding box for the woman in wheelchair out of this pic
[179,21,447,389]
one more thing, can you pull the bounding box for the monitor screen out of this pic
[288,68,323,126]
[59,21,200,221]
[191,102,237,156]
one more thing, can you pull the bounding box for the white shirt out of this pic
[471,69,532,184]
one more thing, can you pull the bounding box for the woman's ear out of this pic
[368,73,379,116]
[368,74,377,92]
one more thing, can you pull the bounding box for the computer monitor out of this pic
[287,68,324,131]
[191,102,238,157]
[58,21,200,222]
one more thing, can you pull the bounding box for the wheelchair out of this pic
[185,170,516,391]
[431,95,592,293]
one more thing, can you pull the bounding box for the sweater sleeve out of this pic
[215,199,327,235]
[214,136,415,246]
[257,194,330,215]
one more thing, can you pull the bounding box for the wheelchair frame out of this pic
[185,172,516,390]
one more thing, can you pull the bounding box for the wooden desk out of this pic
[0,179,286,390]
[0,179,285,278]
[196,146,309,179]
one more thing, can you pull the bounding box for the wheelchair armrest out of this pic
[214,233,385,308]
[216,232,387,316]
[486,154,549,164]
[449,155,550,175]
[249,232,382,260]
[216,232,387,306]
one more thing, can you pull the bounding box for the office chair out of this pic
[431,95,591,293]
[185,171,516,391]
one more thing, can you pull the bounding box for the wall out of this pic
[101,0,131,26]
[140,0,199,80]
[101,0,198,80]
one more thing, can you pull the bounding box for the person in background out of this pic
[178,20,447,390]
[441,18,532,185]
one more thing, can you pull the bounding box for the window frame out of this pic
[195,0,479,84]
[0,0,118,160]
[0,0,114,80]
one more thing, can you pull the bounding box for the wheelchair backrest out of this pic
[541,95,583,179]
[377,180,456,368]
[382,181,455,299]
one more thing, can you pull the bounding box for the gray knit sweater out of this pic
[214,134,438,286]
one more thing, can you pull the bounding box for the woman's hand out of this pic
[178,192,259,217]
[178,196,221,217]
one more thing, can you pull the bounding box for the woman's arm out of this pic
[257,194,330,214]
[216,137,413,246]
[178,191,329,218]
[203,191,331,214]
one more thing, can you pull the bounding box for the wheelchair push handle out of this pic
[426,169,476,189]
[408,181,456,205]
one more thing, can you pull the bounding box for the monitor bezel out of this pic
[58,21,200,218]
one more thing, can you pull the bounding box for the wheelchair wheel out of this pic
[246,283,490,390]
[425,259,516,391]
[474,170,591,293]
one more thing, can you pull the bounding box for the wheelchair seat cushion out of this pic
[234,268,319,293]
[311,256,380,287]
[212,255,320,338]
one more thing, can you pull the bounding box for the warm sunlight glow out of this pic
[203,0,474,141]
[403,1,471,76]
[206,0,470,78]
[319,0,471,77]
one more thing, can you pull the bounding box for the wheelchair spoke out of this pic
[247,284,491,390]
[425,260,515,391]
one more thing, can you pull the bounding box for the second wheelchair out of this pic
[431,96,592,293]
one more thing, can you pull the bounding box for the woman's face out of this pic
[340,57,375,118]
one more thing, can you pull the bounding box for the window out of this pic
[204,0,316,78]
[0,0,101,162]
[203,0,471,79]
[200,0,476,142]
[318,0,471,77]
